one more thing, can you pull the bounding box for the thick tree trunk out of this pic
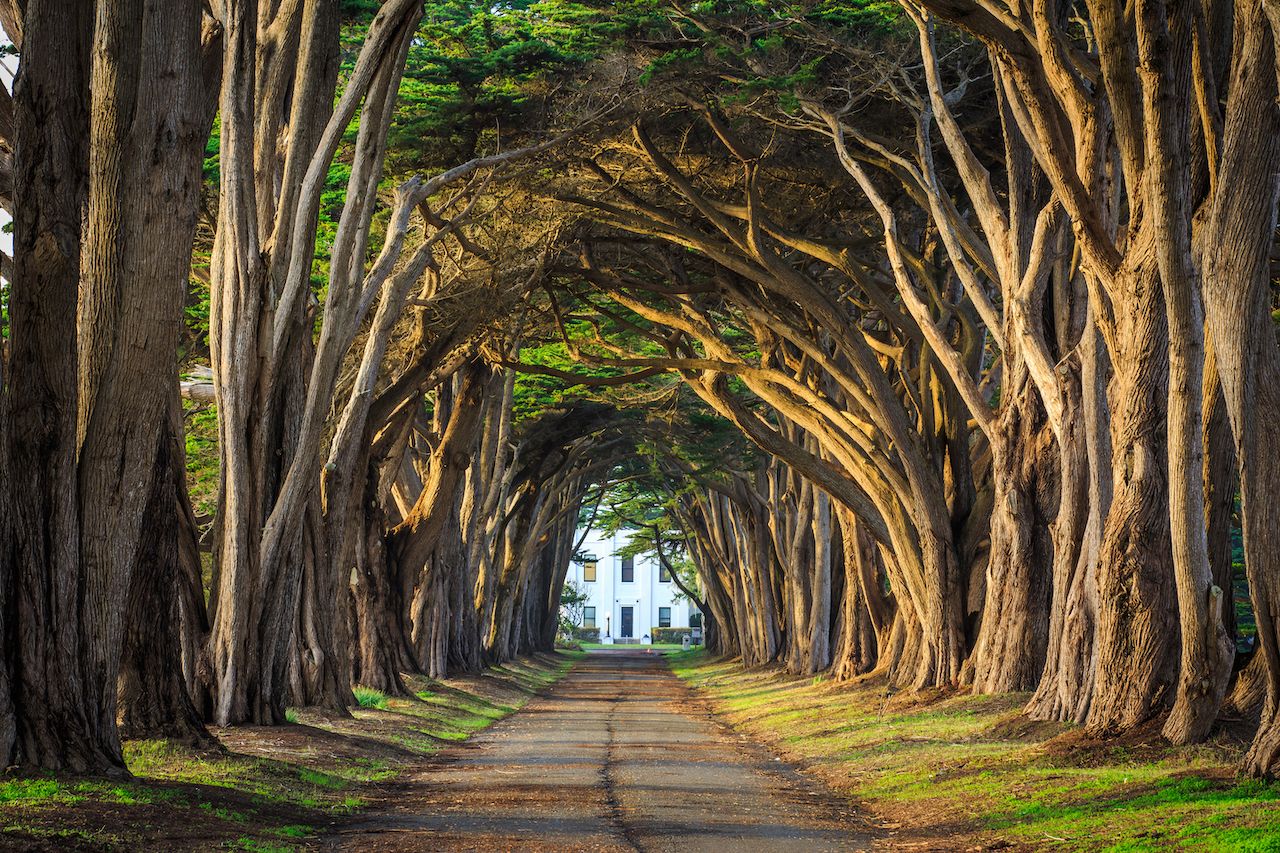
[1142,0,1233,744]
[3,0,95,772]
[1026,343,1103,723]
[118,412,216,747]
[1086,262,1180,735]
[353,472,415,697]
[292,503,353,711]
[806,491,834,674]
[969,372,1057,693]
[1199,0,1280,776]
[831,507,888,679]
[7,0,208,772]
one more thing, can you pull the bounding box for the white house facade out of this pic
[563,527,697,643]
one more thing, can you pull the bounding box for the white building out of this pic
[563,527,697,643]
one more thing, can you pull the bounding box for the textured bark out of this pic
[831,507,890,680]
[1200,0,1280,775]
[5,0,208,772]
[4,0,94,769]
[352,457,416,697]
[1026,329,1105,723]
[1143,0,1233,745]
[1086,260,1180,734]
[206,0,341,727]
[206,0,425,725]
[969,373,1057,693]
[118,411,215,747]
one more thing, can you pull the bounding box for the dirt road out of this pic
[328,650,871,851]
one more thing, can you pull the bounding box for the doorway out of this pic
[620,606,634,638]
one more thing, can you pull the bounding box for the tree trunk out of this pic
[3,0,95,772]
[1025,337,1103,723]
[969,372,1057,692]
[831,507,888,679]
[7,0,208,772]
[118,410,216,747]
[1199,0,1280,774]
[1086,262,1180,735]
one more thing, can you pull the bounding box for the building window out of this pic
[583,606,596,628]
[659,607,671,628]
[583,560,597,582]
[659,562,672,583]
[690,611,703,628]
[620,555,634,582]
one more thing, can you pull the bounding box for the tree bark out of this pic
[118,409,216,747]
[2,0,92,771]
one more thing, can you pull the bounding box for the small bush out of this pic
[352,686,388,710]
[650,627,693,644]
[572,627,601,642]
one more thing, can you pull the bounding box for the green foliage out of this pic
[183,402,221,519]
[385,0,661,174]
[352,686,390,710]
[559,579,591,636]
[649,626,693,643]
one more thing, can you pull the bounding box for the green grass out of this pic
[0,778,82,805]
[382,652,583,747]
[123,739,361,813]
[352,686,389,709]
[666,649,1280,851]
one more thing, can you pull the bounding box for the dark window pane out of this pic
[621,555,634,582]
[659,607,671,628]
[583,607,595,628]
[659,562,671,583]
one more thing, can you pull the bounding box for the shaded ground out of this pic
[327,649,874,851]
[0,654,576,851]
[666,650,1280,852]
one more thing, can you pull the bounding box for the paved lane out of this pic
[330,650,871,851]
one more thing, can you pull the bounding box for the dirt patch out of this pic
[1037,717,1189,767]
[980,712,1071,744]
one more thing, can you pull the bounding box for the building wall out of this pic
[562,527,694,642]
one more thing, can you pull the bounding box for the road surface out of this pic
[329,650,871,851]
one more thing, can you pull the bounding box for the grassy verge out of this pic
[665,649,1280,852]
[0,651,582,852]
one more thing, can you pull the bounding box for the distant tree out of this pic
[559,579,590,636]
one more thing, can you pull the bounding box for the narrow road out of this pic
[330,650,871,851]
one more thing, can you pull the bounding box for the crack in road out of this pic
[601,692,645,852]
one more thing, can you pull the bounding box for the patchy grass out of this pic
[665,649,1280,851]
[351,686,389,710]
[0,651,581,851]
